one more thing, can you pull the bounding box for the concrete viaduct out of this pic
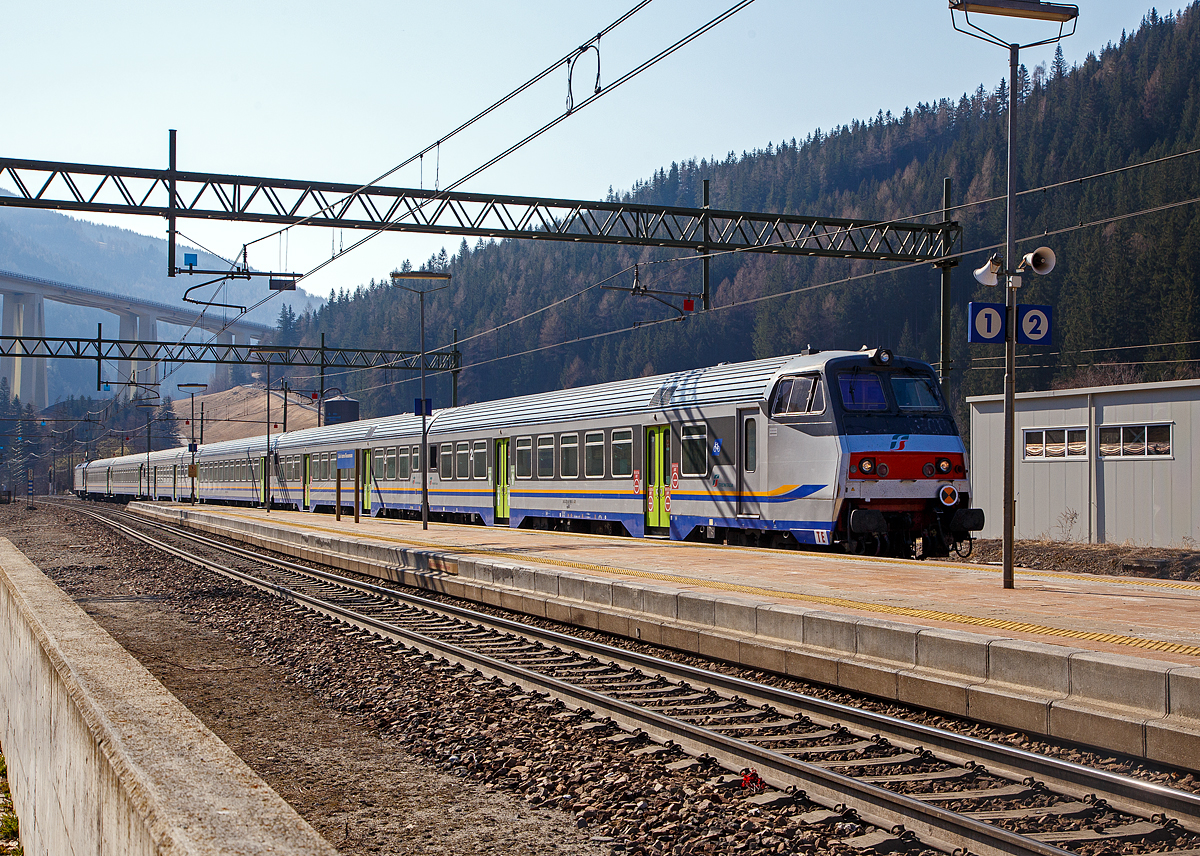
[0,269,273,409]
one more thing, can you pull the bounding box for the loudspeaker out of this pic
[1022,246,1056,276]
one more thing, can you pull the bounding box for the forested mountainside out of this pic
[278,7,1200,426]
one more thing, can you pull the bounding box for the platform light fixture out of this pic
[390,270,452,530]
[250,346,288,514]
[178,382,208,503]
[951,0,1076,589]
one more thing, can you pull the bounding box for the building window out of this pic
[611,429,633,476]
[681,425,708,476]
[584,432,604,478]
[560,434,578,478]
[537,436,555,478]
[472,440,487,479]
[1099,423,1172,458]
[515,438,533,479]
[1024,428,1087,459]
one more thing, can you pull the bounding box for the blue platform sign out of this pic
[1016,304,1053,345]
[414,398,432,416]
[336,450,355,469]
[183,252,198,267]
[968,302,1006,344]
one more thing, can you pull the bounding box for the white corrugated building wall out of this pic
[967,379,1199,547]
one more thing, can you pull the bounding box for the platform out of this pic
[129,501,1200,773]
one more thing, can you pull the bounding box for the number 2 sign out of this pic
[1017,304,1053,345]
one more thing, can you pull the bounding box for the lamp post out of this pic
[178,383,207,503]
[136,398,158,499]
[951,0,1077,589]
[390,270,451,530]
[250,347,288,513]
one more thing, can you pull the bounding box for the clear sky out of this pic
[2,1,1155,301]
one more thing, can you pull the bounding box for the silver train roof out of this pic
[78,350,880,468]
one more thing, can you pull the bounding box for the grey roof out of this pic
[429,352,835,433]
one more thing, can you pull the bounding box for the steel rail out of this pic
[71,504,1086,856]
[95,504,1200,836]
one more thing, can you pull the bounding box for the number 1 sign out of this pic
[968,302,1006,344]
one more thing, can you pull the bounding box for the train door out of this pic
[644,426,670,531]
[303,454,311,508]
[494,438,510,522]
[737,408,761,517]
[362,450,372,515]
[258,456,267,506]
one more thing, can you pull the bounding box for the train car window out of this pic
[456,442,470,479]
[771,375,825,415]
[537,437,555,478]
[611,429,633,476]
[320,453,329,481]
[891,374,943,411]
[372,449,384,479]
[681,425,708,477]
[440,445,453,479]
[472,440,487,479]
[516,438,533,478]
[838,372,888,411]
[398,447,411,479]
[384,448,397,480]
[560,434,579,478]
[744,419,758,473]
[584,432,604,477]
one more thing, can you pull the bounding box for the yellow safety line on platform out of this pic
[186,508,1200,659]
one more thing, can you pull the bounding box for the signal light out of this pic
[937,457,952,474]
[876,462,889,477]
[858,457,875,475]
[923,462,935,478]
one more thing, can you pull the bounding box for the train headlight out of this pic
[939,484,959,507]
[858,457,875,475]
[922,462,935,478]
[936,457,952,475]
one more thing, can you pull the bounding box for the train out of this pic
[74,348,984,558]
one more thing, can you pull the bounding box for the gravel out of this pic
[4,501,917,856]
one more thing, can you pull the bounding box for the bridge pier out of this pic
[0,291,48,410]
[137,313,159,394]
[117,311,138,396]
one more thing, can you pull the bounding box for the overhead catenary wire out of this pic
[292,0,758,284]
[243,0,656,252]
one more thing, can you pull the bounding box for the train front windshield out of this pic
[832,365,958,436]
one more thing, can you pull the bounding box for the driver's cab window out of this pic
[771,374,825,416]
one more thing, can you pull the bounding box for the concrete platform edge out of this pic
[130,504,1200,772]
[0,536,337,855]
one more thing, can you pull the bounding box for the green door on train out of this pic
[494,438,510,521]
[644,426,670,531]
[362,450,372,514]
[303,454,310,508]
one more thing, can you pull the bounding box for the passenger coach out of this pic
[75,349,984,558]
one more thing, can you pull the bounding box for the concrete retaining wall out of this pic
[132,504,1200,773]
[0,537,336,856]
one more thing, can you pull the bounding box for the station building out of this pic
[967,378,1199,547]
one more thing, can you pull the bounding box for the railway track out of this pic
[69,502,1200,856]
